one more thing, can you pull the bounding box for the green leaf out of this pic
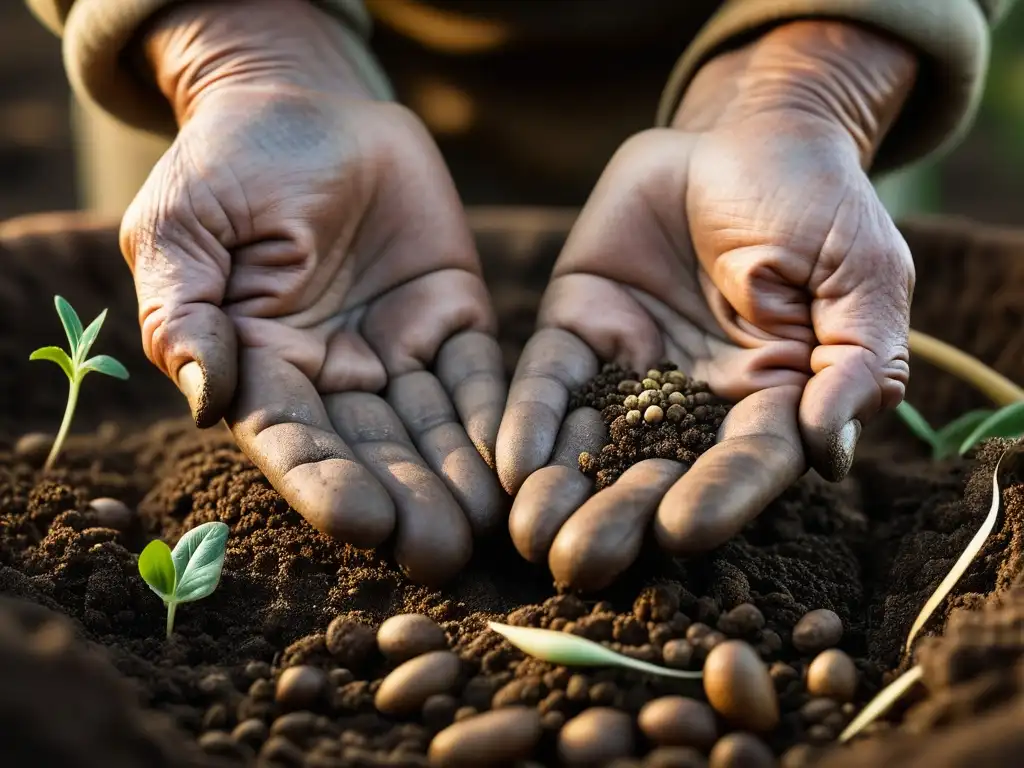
[74,308,108,364]
[932,409,995,459]
[171,521,229,603]
[54,296,83,355]
[29,346,75,381]
[488,622,702,679]
[959,401,1024,455]
[139,540,176,600]
[894,401,938,450]
[82,354,129,380]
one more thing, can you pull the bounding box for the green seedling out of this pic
[138,521,230,639]
[895,401,1024,459]
[30,296,128,470]
[839,445,1020,743]
[488,621,702,680]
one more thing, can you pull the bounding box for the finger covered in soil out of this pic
[2,422,1024,766]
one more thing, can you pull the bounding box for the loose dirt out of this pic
[2,213,1024,767]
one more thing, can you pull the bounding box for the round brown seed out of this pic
[668,391,686,406]
[428,706,542,767]
[703,641,779,732]
[377,614,448,663]
[791,609,843,654]
[644,406,665,424]
[626,410,642,426]
[666,404,686,423]
[275,666,327,711]
[375,650,462,716]
[806,649,858,702]
[709,733,776,768]
[638,696,717,750]
[557,707,634,766]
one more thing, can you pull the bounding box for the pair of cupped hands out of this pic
[124,1,917,587]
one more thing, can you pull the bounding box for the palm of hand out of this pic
[122,92,507,584]
[498,120,912,590]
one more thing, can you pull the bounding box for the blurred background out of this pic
[0,2,1021,224]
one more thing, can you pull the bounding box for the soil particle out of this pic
[325,615,377,668]
[792,610,844,655]
[569,363,730,490]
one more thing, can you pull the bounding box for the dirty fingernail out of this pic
[177,361,212,427]
[824,419,860,482]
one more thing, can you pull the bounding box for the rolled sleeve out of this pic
[25,0,391,137]
[655,0,1016,174]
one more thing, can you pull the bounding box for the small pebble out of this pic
[638,696,717,750]
[799,698,838,723]
[377,613,448,663]
[375,650,462,716]
[325,616,377,667]
[14,432,52,461]
[806,649,858,702]
[270,711,319,742]
[558,707,634,766]
[275,666,327,711]
[718,604,765,637]
[768,663,799,689]
[709,733,777,768]
[231,718,268,748]
[259,735,304,765]
[645,746,709,768]
[428,707,542,767]
[245,661,272,681]
[198,731,247,758]
[791,610,843,654]
[644,406,665,424]
[703,641,779,732]
[662,639,694,669]
[88,498,134,529]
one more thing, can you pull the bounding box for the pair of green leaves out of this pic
[138,521,230,638]
[895,400,1024,459]
[30,295,128,383]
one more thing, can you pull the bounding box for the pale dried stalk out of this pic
[838,665,923,743]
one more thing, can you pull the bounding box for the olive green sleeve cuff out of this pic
[24,0,392,137]
[655,0,1007,174]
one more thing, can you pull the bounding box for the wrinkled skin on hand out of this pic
[497,21,918,591]
[120,0,506,584]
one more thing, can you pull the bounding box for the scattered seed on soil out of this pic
[638,696,718,750]
[275,665,327,711]
[791,609,844,655]
[87,497,134,529]
[325,615,376,667]
[557,707,635,766]
[375,650,463,716]
[377,613,449,663]
[703,641,779,732]
[807,649,858,702]
[709,732,777,768]
[13,431,52,461]
[569,363,731,490]
[428,706,542,767]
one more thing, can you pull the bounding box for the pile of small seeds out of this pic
[569,363,732,490]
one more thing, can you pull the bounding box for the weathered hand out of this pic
[120,0,505,584]
[497,21,918,590]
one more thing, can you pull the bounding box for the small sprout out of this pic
[30,296,128,470]
[838,665,924,743]
[488,621,702,680]
[957,401,1024,455]
[895,401,1024,460]
[139,521,230,639]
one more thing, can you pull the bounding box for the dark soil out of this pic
[2,212,1024,767]
[569,363,730,491]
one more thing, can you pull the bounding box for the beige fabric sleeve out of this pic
[25,0,392,137]
[656,0,1018,174]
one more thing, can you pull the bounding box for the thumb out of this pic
[800,200,914,481]
[120,172,238,428]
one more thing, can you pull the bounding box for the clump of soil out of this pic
[568,363,731,490]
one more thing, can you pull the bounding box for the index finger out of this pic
[653,385,806,555]
[495,329,598,494]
